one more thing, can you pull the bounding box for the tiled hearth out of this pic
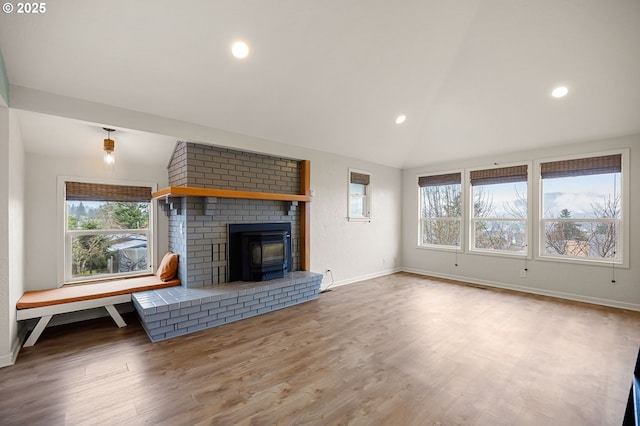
[133,271,322,342]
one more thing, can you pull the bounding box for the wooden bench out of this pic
[17,275,180,347]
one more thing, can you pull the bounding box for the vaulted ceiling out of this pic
[1,0,638,168]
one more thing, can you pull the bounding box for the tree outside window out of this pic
[64,181,153,283]
[469,165,528,255]
[419,172,462,248]
[541,154,622,262]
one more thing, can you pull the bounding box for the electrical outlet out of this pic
[520,269,527,278]
[382,258,387,265]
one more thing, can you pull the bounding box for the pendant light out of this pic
[103,128,116,165]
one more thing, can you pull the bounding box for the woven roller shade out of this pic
[541,154,621,179]
[470,165,528,186]
[66,182,152,202]
[350,172,370,185]
[418,172,461,187]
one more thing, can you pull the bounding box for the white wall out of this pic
[402,134,640,310]
[0,106,10,365]
[0,107,26,367]
[304,150,402,287]
[25,153,170,291]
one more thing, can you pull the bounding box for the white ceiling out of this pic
[1,0,639,169]
[16,111,178,167]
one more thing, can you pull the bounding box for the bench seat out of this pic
[17,275,180,347]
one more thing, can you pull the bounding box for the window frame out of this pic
[416,170,463,251]
[57,176,158,286]
[347,168,372,222]
[467,162,532,258]
[536,149,629,268]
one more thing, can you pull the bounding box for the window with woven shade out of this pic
[418,171,462,248]
[348,169,371,221]
[63,179,155,284]
[469,164,529,255]
[539,153,624,264]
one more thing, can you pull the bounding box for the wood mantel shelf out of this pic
[152,186,311,202]
[153,160,312,272]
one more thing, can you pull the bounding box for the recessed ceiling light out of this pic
[231,41,250,59]
[551,86,569,98]
[395,115,407,124]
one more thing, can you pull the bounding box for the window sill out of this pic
[416,244,461,252]
[348,217,371,223]
[467,249,530,260]
[64,272,154,287]
[537,254,628,269]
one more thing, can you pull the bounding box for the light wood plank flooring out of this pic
[1,272,639,425]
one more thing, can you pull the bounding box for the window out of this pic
[63,180,154,283]
[540,153,623,264]
[469,165,528,255]
[418,172,462,248]
[348,169,371,221]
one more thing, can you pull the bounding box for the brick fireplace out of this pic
[132,142,321,342]
[160,142,303,288]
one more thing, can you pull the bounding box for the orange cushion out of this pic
[157,252,179,281]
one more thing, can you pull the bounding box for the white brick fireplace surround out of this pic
[134,142,320,342]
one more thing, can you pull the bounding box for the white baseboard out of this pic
[402,267,640,312]
[320,268,401,291]
[0,323,28,368]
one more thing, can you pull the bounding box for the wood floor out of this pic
[1,272,639,425]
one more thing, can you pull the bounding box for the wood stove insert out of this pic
[228,223,292,282]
